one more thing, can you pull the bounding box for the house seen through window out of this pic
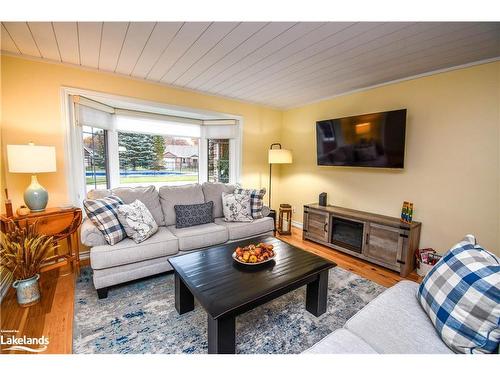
[83,126,109,191]
[208,139,230,183]
[117,133,199,189]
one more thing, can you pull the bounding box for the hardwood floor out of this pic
[0,227,421,354]
[0,265,76,354]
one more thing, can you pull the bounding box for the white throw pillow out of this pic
[222,192,253,222]
[116,199,158,243]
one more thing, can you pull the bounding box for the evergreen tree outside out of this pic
[152,135,166,170]
[118,132,157,170]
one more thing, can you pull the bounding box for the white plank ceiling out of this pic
[2,22,499,108]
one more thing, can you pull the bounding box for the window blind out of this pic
[115,113,201,137]
[73,95,115,130]
[73,95,239,138]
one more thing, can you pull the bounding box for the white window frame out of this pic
[61,87,243,206]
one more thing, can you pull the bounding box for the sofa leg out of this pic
[97,287,108,299]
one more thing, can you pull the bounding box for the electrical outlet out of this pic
[292,206,296,213]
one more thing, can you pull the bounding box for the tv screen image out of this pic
[316,109,407,169]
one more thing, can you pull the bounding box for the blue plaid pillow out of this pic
[83,196,126,245]
[234,187,266,219]
[417,235,500,354]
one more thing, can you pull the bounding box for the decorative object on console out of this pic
[83,196,126,245]
[417,235,500,354]
[319,192,327,206]
[303,204,421,277]
[222,192,253,222]
[234,186,266,219]
[268,143,293,208]
[116,199,158,243]
[0,220,58,306]
[174,201,214,229]
[6,142,57,212]
[16,206,30,217]
[4,189,13,218]
[278,204,292,235]
[400,201,414,224]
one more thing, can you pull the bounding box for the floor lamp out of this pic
[268,143,293,210]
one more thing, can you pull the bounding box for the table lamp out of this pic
[7,142,57,212]
[268,143,293,209]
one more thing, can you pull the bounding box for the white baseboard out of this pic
[291,220,303,229]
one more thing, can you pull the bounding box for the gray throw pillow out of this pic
[116,199,158,243]
[174,201,214,229]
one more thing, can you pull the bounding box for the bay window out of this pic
[69,93,241,205]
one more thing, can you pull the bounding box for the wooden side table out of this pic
[0,207,83,274]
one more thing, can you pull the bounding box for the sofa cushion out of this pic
[87,189,111,200]
[202,182,236,218]
[344,280,453,354]
[90,227,179,269]
[112,185,165,226]
[175,201,214,228]
[304,328,377,354]
[167,223,228,251]
[83,196,126,245]
[92,256,173,290]
[215,217,274,240]
[159,184,205,226]
[116,199,158,243]
[417,235,500,354]
[80,218,107,247]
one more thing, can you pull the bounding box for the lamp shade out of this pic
[268,148,293,164]
[7,143,56,173]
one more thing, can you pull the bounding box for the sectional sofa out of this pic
[305,280,454,353]
[80,183,273,298]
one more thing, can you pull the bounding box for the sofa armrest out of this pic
[262,205,271,218]
[80,218,107,247]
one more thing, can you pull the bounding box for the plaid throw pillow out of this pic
[417,235,500,354]
[234,187,266,219]
[83,196,126,245]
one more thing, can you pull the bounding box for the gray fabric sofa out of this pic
[80,183,274,298]
[305,280,454,354]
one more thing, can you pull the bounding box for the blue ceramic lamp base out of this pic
[24,175,48,212]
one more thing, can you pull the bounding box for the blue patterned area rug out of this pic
[73,266,385,354]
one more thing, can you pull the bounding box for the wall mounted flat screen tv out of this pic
[316,109,407,168]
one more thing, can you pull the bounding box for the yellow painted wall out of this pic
[0,55,282,211]
[2,55,499,256]
[279,62,500,255]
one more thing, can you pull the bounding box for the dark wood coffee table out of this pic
[168,235,337,354]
